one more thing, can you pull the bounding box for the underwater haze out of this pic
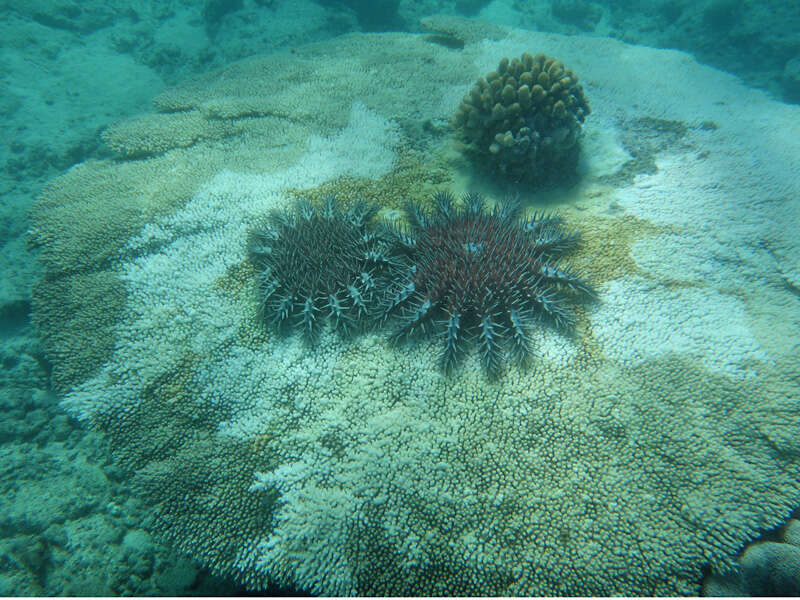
[1,0,799,596]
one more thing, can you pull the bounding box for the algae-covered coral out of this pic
[454,52,590,186]
[30,24,800,598]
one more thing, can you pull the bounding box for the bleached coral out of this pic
[34,27,800,597]
[61,102,399,420]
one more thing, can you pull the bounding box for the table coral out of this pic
[30,25,800,597]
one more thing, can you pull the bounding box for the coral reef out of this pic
[454,52,590,186]
[783,57,800,104]
[383,191,593,376]
[249,196,395,340]
[738,541,800,596]
[318,0,401,31]
[552,0,604,30]
[202,0,243,37]
[454,0,493,17]
[704,518,800,596]
[419,14,507,46]
[28,28,800,598]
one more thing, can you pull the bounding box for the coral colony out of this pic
[454,53,590,186]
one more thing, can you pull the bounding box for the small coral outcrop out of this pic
[383,191,594,377]
[248,196,395,340]
[454,52,590,186]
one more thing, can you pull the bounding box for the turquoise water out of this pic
[2,0,799,595]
